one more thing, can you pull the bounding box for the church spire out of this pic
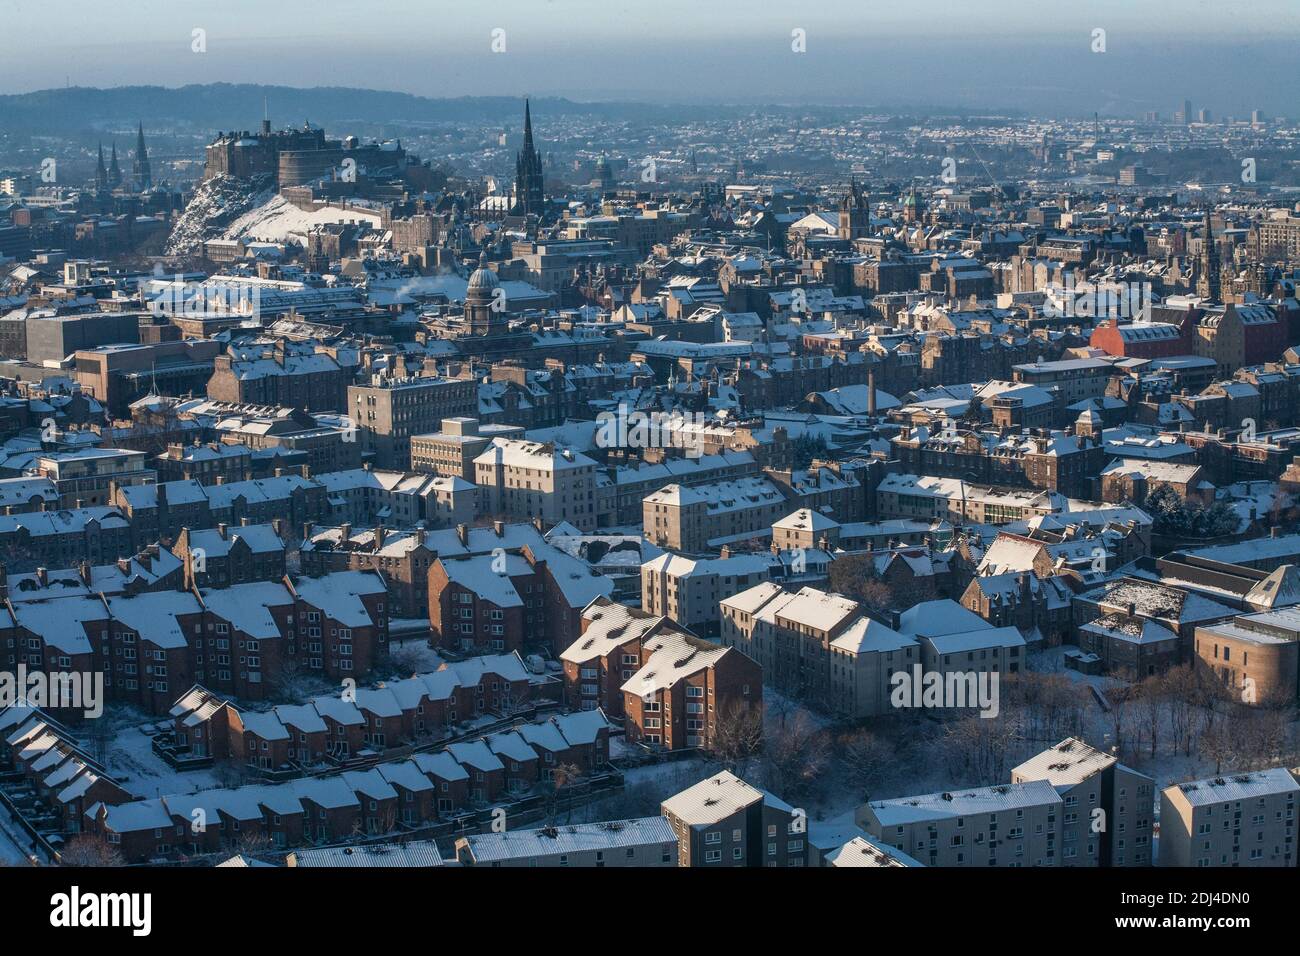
[133,121,152,190]
[95,143,108,192]
[512,98,545,219]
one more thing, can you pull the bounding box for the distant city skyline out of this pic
[1,1,1297,116]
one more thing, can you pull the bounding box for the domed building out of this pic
[902,184,925,224]
[466,252,507,336]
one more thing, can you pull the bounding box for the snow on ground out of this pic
[621,757,708,789]
[384,640,443,677]
[165,173,274,255]
[1029,645,1127,695]
[103,725,225,799]
[0,803,33,865]
[763,687,834,731]
[223,194,384,245]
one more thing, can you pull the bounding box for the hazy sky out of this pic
[1,0,1296,114]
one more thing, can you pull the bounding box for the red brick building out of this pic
[621,629,762,752]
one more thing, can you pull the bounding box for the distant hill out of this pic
[0,83,750,134]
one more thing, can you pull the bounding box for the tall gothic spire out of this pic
[133,121,152,190]
[108,142,122,187]
[95,143,108,192]
[512,98,545,218]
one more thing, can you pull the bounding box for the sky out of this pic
[0,0,1296,115]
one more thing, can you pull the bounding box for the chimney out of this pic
[374,525,386,549]
[302,521,314,542]
[414,527,425,547]
[35,567,48,587]
[493,520,505,538]
[240,517,250,527]
[867,365,878,417]
[341,522,352,544]
[456,523,469,546]
[272,518,284,538]
[78,560,92,586]
[214,476,225,485]
[301,464,312,479]
[532,516,544,534]
[218,523,228,540]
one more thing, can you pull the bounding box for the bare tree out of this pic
[1106,685,1137,760]
[1239,707,1292,768]
[940,712,1023,784]
[761,711,829,804]
[839,728,892,801]
[710,700,765,775]
[386,641,431,678]
[60,834,125,867]
[1135,676,1166,759]
[828,554,898,613]
[1162,666,1202,757]
[542,762,585,824]
[1200,716,1241,775]
[233,830,276,860]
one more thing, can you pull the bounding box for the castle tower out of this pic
[511,99,545,218]
[132,121,152,190]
